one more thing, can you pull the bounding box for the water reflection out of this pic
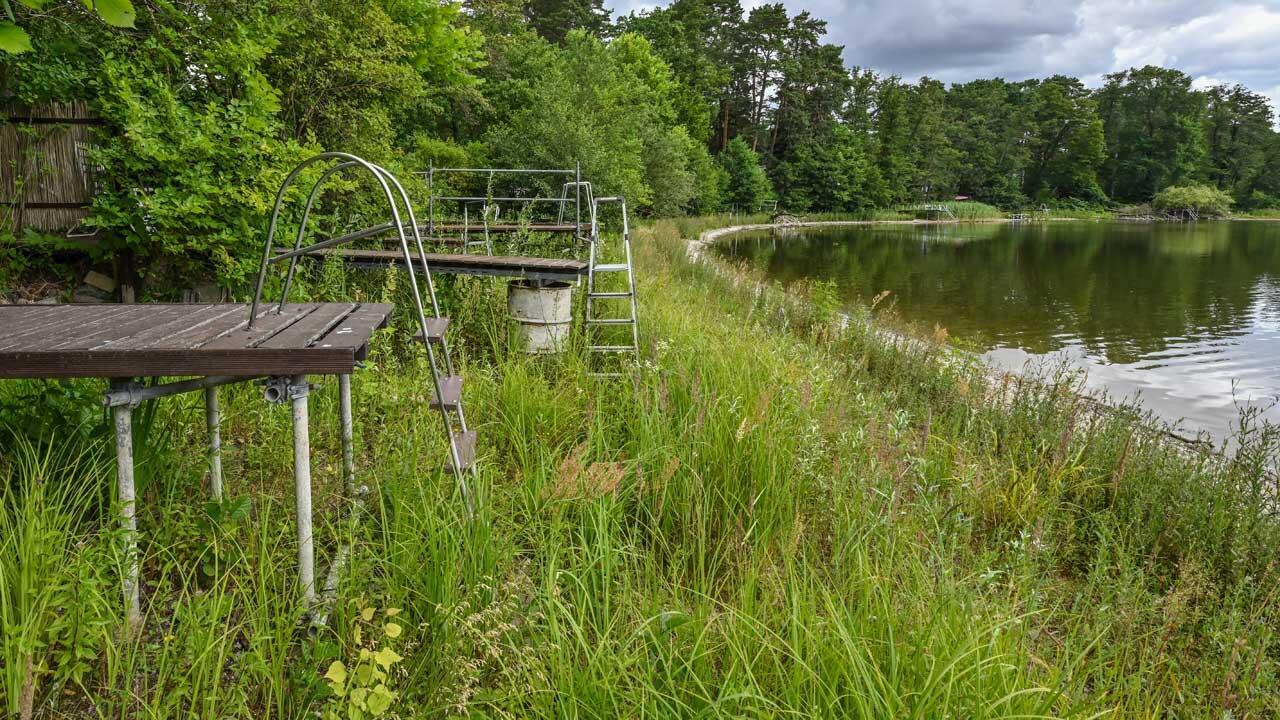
[716,221,1280,442]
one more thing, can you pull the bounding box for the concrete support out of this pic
[290,375,315,608]
[205,386,223,502]
[112,401,141,629]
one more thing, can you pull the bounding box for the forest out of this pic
[4,0,1280,288]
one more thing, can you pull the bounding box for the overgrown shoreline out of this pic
[2,217,1278,718]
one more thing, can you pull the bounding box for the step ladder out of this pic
[259,152,478,518]
[585,195,638,376]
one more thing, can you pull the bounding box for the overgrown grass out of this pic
[1235,208,1280,219]
[1,217,1277,717]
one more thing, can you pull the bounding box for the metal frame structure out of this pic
[584,195,639,376]
[250,151,478,520]
[420,162,587,248]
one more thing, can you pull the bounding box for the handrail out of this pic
[416,167,575,175]
[249,151,468,487]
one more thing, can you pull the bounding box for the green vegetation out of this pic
[6,0,1280,293]
[2,219,1278,717]
[1153,184,1236,217]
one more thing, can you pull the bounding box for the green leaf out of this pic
[383,622,402,639]
[87,0,135,28]
[16,1,50,10]
[0,21,32,54]
[323,660,347,695]
[372,647,402,670]
[365,684,395,716]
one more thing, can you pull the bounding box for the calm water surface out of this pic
[714,221,1280,443]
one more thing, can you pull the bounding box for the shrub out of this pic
[1152,184,1234,217]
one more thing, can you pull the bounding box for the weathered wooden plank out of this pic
[137,305,257,349]
[111,305,246,349]
[259,303,357,350]
[50,304,193,350]
[0,303,392,378]
[0,305,137,350]
[201,304,324,350]
[0,347,358,378]
[313,303,394,357]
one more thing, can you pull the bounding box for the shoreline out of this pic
[687,219,1227,454]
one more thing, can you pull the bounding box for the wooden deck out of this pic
[293,247,588,282]
[0,302,392,378]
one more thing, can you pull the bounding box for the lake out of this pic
[714,221,1280,444]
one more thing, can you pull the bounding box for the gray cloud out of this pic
[607,0,1280,109]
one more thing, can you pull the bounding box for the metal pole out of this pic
[205,386,222,502]
[291,375,315,608]
[112,401,141,629]
[103,374,259,408]
[339,374,354,496]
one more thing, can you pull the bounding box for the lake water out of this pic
[714,221,1280,444]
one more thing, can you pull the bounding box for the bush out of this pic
[1152,184,1234,217]
[718,137,772,212]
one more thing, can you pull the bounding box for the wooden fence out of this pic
[1,101,104,236]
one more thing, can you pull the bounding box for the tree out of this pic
[718,136,771,210]
[1202,84,1276,201]
[525,0,610,43]
[1023,76,1105,201]
[484,31,696,212]
[264,0,481,157]
[1096,66,1206,201]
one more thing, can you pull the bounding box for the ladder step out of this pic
[592,264,629,272]
[585,318,634,325]
[588,292,632,298]
[588,345,637,353]
[411,318,451,345]
[429,375,464,410]
[444,430,477,473]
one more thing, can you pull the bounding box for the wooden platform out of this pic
[294,248,588,282]
[0,302,393,378]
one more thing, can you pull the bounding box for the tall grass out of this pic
[0,216,1275,717]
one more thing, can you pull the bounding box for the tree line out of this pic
[2,0,1278,287]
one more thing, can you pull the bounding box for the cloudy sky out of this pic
[606,0,1280,109]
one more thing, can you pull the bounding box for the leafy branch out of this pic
[0,0,135,54]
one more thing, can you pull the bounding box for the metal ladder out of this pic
[585,195,638,375]
[256,152,478,518]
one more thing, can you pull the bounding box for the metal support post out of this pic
[205,386,223,502]
[111,392,141,629]
[339,374,355,496]
[271,375,315,608]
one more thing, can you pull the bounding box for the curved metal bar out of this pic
[250,152,471,495]
[366,162,459,380]
[251,152,418,326]
[279,160,361,311]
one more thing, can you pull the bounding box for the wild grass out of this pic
[1235,208,1280,219]
[0,216,1277,717]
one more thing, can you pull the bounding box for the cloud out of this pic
[605,0,1280,110]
